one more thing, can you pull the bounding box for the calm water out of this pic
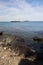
[0,22,43,32]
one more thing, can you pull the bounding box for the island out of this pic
[10,20,29,22]
[10,21,21,22]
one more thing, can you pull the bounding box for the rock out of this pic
[3,39,6,42]
[28,56,36,61]
[36,51,43,61]
[1,54,7,59]
[1,44,6,47]
[8,48,11,51]
[1,56,5,59]
[16,37,24,42]
[0,32,3,36]
[0,42,3,46]
[18,59,32,65]
[6,37,12,43]
[13,51,20,56]
[15,37,25,45]
[0,46,3,52]
[33,36,43,42]
[24,50,36,58]
[7,43,11,47]
[3,47,7,50]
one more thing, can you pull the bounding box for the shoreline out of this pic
[0,32,43,65]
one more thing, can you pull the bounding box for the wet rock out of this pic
[0,32,3,36]
[6,37,12,43]
[15,37,25,45]
[24,49,36,58]
[18,59,32,65]
[16,37,25,42]
[36,51,43,61]
[33,36,43,42]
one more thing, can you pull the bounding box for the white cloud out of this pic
[0,0,43,21]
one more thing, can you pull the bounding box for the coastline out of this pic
[0,32,43,65]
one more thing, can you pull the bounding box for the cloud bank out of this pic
[0,0,43,21]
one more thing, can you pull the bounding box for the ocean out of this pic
[0,21,43,38]
[0,21,43,51]
[0,22,43,32]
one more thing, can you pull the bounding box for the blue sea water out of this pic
[0,22,43,32]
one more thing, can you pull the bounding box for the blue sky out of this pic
[0,0,43,21]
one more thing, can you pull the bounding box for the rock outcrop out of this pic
[0,34,43,65]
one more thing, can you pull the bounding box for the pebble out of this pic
[13,51,20,56]
[8,48,11,51]
[3,47,7,50]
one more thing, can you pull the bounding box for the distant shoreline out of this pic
[10,21,29,22]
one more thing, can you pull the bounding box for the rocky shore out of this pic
[0,33,43,65]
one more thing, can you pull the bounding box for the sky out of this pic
[0,0,43,21]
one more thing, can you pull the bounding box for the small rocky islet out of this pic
[0,32,43,65]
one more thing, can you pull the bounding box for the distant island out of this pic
[10,20,29,22]
[11,21,20,22]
